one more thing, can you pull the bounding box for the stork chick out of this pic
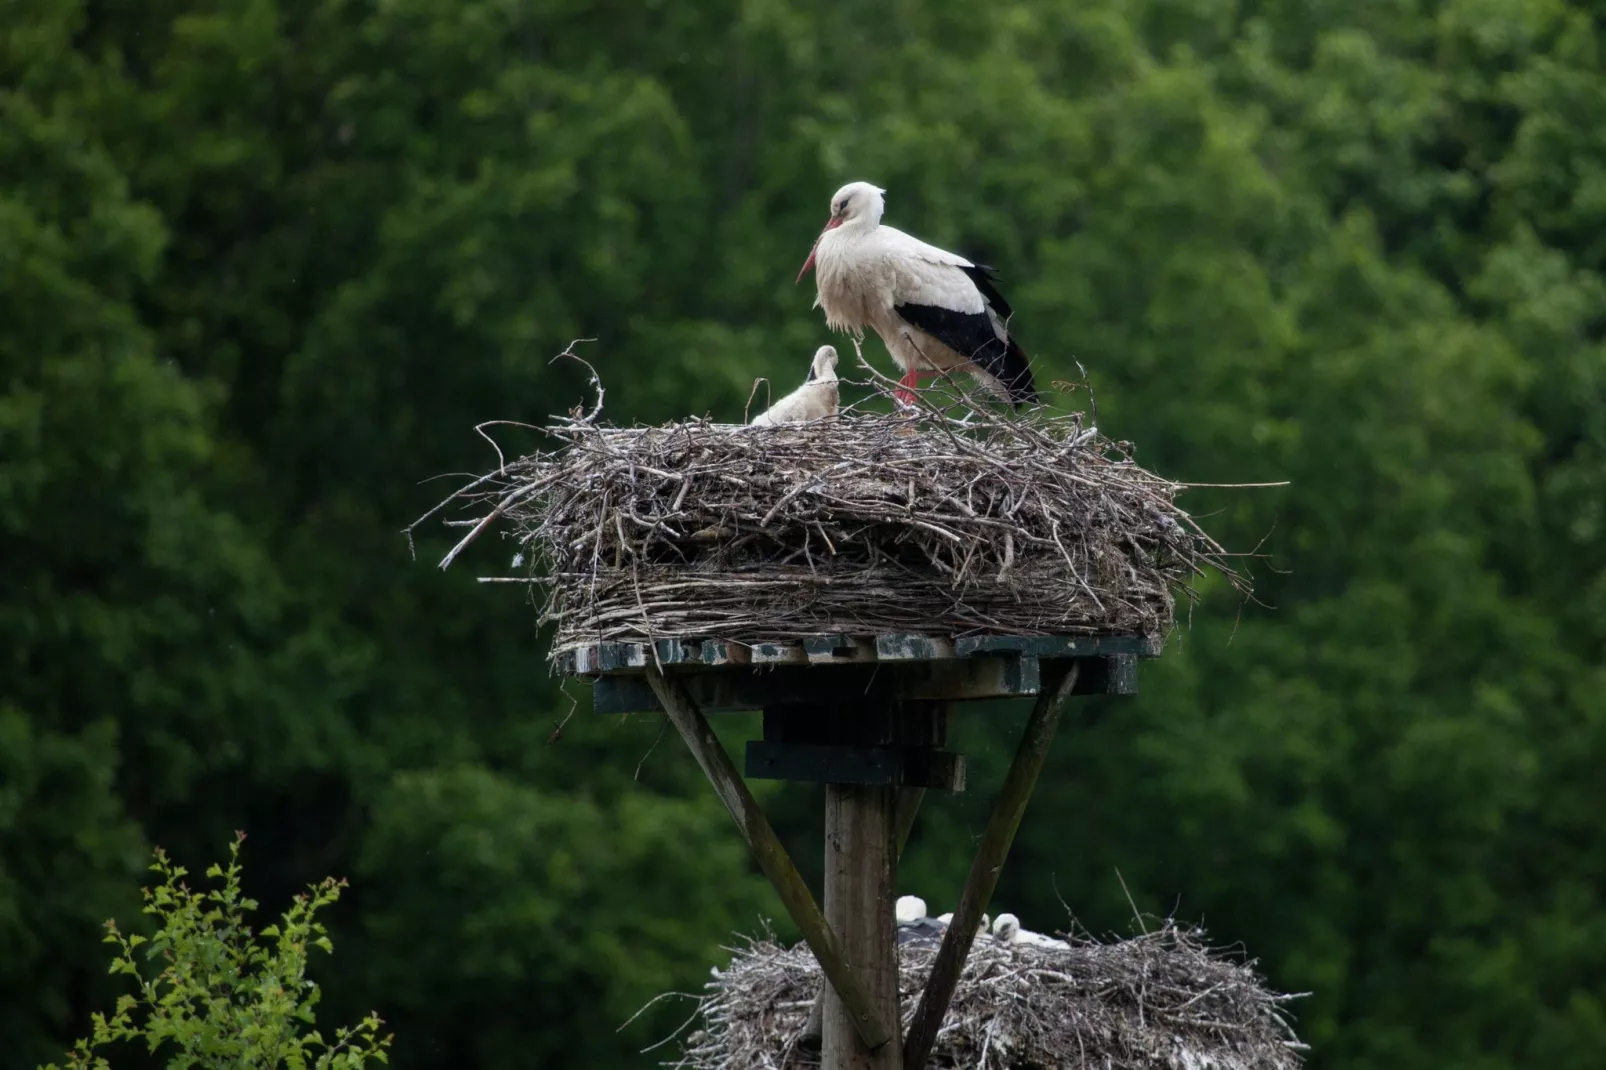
[894,894,929,925]
[749,344,839,426]
[992,912,1068,949]
[797,182,1037,408]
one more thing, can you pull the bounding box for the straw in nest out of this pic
[416,374,1249,660]
[661,923,1305,1070]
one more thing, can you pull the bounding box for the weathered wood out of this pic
[805,635,878,664]
[643,667,892,1051]
[751,640,810,665]
[653,637,705,665]
[700,638,751,667]
[554,631,1162,676]
[823,784,903,1070]
[762,701,950,748]
[1079,653,1139,696]
[746,742,964,790]
[873,634,957,661]
[802,741,932,1053]
[953,634,1163,659]
[592,656,1056,715]
[900,662,1082,1070]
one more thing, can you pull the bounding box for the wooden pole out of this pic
[644,666,893,1051]
[900,662,1081,1070]
[822,784,903,1070]
[803,785,925,1049]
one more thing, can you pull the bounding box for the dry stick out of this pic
[438,482,542,570]
[901,661,1081,1070]
[802,785,929,1046]
[643,667,893,1052]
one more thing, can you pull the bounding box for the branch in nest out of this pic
[415,373,1269,654]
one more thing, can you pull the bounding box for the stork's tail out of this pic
[1000,336,1038,408]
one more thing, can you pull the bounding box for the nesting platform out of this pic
[562,632,1158,713]
[417,378,1256,1070]
[560,631,1156,795]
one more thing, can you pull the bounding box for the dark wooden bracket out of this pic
[592,653,1134,714]
[748,699,964,790]
[746,742,965,790]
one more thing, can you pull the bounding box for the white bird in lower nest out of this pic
[894,894,928,924]
[934,911,990,936]
[992,912,1068,949]
[749,344,839,426]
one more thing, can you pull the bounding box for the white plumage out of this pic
[749,344,839,426]
[992,912,1067,949]
[926,909,990,938]
[797,182,1037,407]
[894,894,929,924]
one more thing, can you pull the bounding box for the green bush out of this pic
[43,833,391,1070]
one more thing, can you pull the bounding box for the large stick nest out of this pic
[668,923,1305,1070]
[419,375,1247,658]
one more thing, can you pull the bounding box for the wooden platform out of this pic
[554,633,1163,715]
[578,638,1160,1067]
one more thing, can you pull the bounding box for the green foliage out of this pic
[4,0,1604,1067]
[42,834,390,1070]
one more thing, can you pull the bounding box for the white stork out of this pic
[894,894,929,924]
[749,344,839,426]
[934,911,991,936]
[992,912,1068,950]
[797,181,1037,408]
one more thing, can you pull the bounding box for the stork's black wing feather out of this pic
[960,264,1014,322]
[895,264,1037,406]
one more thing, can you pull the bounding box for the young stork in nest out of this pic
[749,344,839,426]
[796,181,1038,408]
[993,912,1068,950]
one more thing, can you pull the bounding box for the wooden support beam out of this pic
[803,784,926,1052]
[643,666,893,1052]
[900,662,1081,1070]
[822,784,903,1069]
[894,786,926,856]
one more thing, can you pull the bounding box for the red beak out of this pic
[796,216,844,283]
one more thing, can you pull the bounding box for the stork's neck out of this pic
[830,214,880,246]
[847,202,884,233]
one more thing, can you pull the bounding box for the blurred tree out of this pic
[4,0,1602,1067]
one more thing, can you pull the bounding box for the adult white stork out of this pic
[797,181,1037,408]
[749,344,839,426]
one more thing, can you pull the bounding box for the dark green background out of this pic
[4,0,1601,1066]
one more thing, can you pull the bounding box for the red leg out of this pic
[894,368,920,406]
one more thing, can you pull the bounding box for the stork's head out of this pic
[826,181,886,228]
[804,344,838,384]
[797,181,887,282]
[993,913,1021,945]
[894,894,928,924]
